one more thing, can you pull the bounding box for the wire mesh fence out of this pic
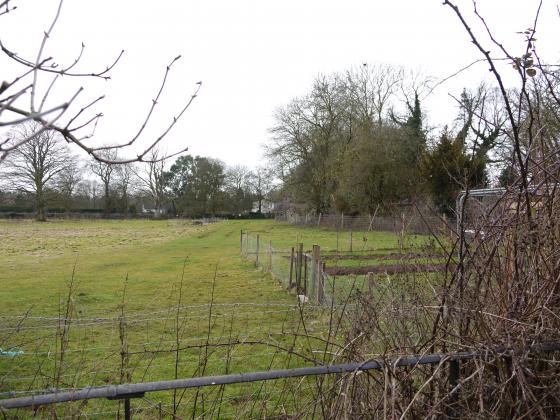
[241,231,330,305]
[276,210,452,236]
[0,299,350,418]
[239,223,456,309]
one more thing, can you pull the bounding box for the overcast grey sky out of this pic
[2,0,559,168]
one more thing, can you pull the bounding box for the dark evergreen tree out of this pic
[421,131,467,215]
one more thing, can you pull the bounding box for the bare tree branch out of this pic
[0,1,201,165]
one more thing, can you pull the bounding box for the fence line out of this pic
[0,349,315,391]
[0,308,331,332]
[2,327,333,360]
[0,212,228,223]
[240,229,396,306]
[276,211,453,236]
[0,303,330,324]
[240,231,329,306]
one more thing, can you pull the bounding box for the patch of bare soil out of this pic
[321,252,441,261]
[325,263,452,276]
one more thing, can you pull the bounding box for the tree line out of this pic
[3,61,556,222]
[266,62,549,216]
[0,122,274,221]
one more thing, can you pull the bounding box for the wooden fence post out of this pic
[321,262,327,304]
[303,255,307,294]
[295,245,300,292]
[349,231,353,253]
[341,212,344,230]
[240,229,243,253]
[255,234,260,268]
[289,247,295,289]
[311,245,321,304]
[294,244,299,294]
[296,243,304,293]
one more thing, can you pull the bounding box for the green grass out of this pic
[0,219,294,314]
[0,219,429,418]
[244,222,432,253]
[324,271,446,304]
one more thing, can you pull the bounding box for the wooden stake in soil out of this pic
[240,230,243,253]
[349,231,353,253]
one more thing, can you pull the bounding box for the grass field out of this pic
[0,219,431,418]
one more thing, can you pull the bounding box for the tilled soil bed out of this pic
[321,252,441,261]
[325,263,451,276]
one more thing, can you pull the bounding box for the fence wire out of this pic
[0,298,349,416]
[241,233,331,305]
[276,211,452,235]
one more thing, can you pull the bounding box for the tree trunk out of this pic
[154,196,162,219]
[35,184,46,222]
[123,192,129,218]
[104,182,110,217]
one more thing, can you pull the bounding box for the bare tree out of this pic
[0,0,201,165]
[90,149,118,216]
[248,166,274,214]
[344,63,403,126]
[225,165,251,192]
[115,163,136,217]
[55,155,82,213]
[225,164,252,214]
[1,121,72,221]
[75,179,100,209]
[268,74,345,213]
[134,149,167,217]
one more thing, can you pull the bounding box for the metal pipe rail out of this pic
[0,354,470,410]
[2,342,559,411]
